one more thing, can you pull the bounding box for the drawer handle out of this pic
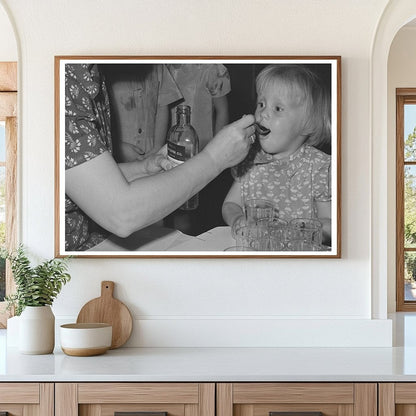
[115,412,168,416]
[270,413,323,416]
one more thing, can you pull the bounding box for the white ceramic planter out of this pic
[19,305,55,354]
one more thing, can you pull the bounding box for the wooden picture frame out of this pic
[55,56,341,258]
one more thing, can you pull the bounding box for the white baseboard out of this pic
[54,316,392,348]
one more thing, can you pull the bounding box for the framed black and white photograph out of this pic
[55,56,341,258]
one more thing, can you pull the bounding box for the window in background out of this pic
[397,90,416,310]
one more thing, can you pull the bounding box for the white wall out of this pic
[0,3,16,61]
[387,26,416,312]
[0,0,393,347]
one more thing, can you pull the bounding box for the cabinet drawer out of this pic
[78,383,200,404]
[0,383,53,416]
[217,383,376,416]
[56,383,215,416]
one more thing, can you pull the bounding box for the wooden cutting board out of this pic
[76,281,133,349]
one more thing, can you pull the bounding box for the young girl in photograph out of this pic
[222,64,332,245]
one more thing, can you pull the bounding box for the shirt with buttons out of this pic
[105,65,182,159]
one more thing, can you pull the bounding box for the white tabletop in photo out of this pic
[88,225,234,252]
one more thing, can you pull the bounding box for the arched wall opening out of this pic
[387,18,416,313]
[371,0,416,319]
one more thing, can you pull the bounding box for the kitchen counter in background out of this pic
[0,312,415,382]
[0,339,409,382]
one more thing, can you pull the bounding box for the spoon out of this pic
[252,123,273,165]
[231,123,273,179]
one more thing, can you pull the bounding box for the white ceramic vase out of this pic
[19,305,55,354]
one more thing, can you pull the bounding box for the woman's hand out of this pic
[203,114,255,173]
[117,146,173,182]
[143,151,174,175]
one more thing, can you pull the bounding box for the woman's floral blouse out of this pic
[241,144,331,222]
[65,64,112,251]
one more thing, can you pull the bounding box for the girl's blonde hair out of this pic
[256,64,331,149]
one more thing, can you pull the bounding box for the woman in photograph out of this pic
[64,64,254,251]
[102,64,182,162]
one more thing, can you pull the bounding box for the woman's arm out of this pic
[67,151,216,237]
[222,180,244,226]
[66,115,254,238]
[316,200,331,246]
[213,96,229,135]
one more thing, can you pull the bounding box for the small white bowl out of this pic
[60,323,112,357]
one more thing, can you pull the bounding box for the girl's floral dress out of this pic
[240,144,331,222]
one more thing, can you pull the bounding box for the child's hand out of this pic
[222,199,245,228]
[231,214,246,237]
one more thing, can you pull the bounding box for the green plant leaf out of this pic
[5,245,71,315]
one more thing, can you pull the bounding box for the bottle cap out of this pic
[176,104,191,113]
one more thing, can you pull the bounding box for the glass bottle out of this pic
[167,105,199,210]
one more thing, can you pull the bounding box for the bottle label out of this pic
[167,141,186,165]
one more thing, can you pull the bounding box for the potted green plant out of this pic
[4,246,71,354]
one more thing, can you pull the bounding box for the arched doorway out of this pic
[371,0,416,319]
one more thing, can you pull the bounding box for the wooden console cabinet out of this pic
[4,381,416,416]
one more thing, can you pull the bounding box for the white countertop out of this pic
[1,313,416,382]
[1,338,416,382]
